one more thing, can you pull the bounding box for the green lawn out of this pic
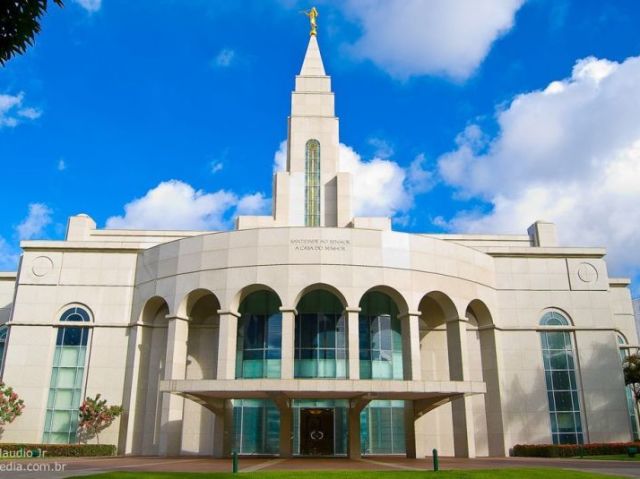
[73,470,629,479]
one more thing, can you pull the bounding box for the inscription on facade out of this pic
[290,239,351,252]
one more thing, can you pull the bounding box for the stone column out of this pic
[404,400,417,458]
[216,310,239,380]
[213,310,239,457]
[280,308,296,379]
[159,315,189,456]
[400,312,422,381]
[273,397,293,458]
[447,317,476,458]
[346,307,361,380]
[348,398,370,459]
[212,400,233,458]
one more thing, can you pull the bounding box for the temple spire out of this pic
[299,34,326,76]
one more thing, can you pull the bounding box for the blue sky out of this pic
[1,0,640,296]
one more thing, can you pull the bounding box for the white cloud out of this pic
[339,143,411,217]
[273,140,434,220]
[214,48,236,68]
[57,159,67,171]
[273,140,288,172]
[342,0,525,80]
[0,92,41,128]
[0,237,18,271]
[368,137,394,159]
[73,0,102,12]
[16,203,53,240]
[105,180,269,230]
[437,55,640,277]
[236,192,271,215]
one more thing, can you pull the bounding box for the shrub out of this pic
[513,442,640,457]
[77,394,123,444]
[0,382,25,426]
[0,443,116,457]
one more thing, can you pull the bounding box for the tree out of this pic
[77,394,123,444]
[623,353,640,403]
[1,0,64,66]
[0,382,26,433]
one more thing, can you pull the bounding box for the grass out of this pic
[73,470,630,479]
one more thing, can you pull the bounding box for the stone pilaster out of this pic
[447,317,476,458]
[346,307,361,380]
[400,311,422,381]
[216,310,240,380]
[280,308,296,379]
[159,315,189,456]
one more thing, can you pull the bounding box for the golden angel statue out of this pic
[303,7,319,36]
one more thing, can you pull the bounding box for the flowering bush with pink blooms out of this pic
[0,382,25,427]
[77,394,123,444]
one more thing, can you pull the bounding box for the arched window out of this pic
[42,307,91,444]
[295,290,346,378]
[305,139,321,227]
[617,334,639,440]
[359,292,403,380]
[539,311,583,444]
[540,311,569,326]
[236,291,282,379]
[0,325,7,376]
[358,292,405,455]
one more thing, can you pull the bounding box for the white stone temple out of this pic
[0,27,638,458]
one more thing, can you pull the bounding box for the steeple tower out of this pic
[236,11,353,229]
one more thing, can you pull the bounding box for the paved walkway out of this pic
[0,455,638,479]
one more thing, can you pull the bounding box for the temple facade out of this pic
[0,31,638,458]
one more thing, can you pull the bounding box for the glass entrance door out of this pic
[299,408,334,455]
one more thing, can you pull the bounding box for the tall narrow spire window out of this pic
[305,139,321,226]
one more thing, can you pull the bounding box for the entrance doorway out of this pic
[299,408,334,455]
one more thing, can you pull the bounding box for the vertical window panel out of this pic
[359,292,403,380]
[43,307,91,444]
[540,312,583,445]
[294,291,346,379]
[236,291,283,379]
[305,139,321,227]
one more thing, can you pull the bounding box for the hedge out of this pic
[513,442,640,457]
[0,443,116,458]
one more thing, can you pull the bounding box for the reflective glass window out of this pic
[305,139,321,227]
[618,335,639,440]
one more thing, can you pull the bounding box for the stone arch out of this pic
[231,283,283,314]
[359,285,409,317]
[419,291,459,323]
[179,289,222,455]
[140,296,170,325]
[464,298,504,457]
[132,295,171,454]
[540,307,575,326]
[177,288,220,319]
[293,282,348,309]
[55,302,95,322]
[466,299,494,328]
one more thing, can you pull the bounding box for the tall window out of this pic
[232,399,280,455]
[236,291,282,379]
[43,307,91,444]
[360,400,405,455]
[618,335,639,440]
[305,139,321,227]
[359,292,403,380]
[295,290,347,378]
[540,311,583,445]
[0,325,7,375]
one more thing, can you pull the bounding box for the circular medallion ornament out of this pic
[31,256,54,277]
[577,262,598,283]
